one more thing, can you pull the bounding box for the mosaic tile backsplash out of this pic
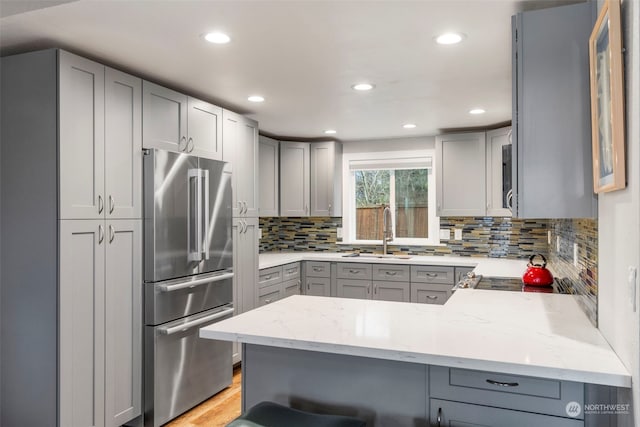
[259,216,599,325]
[259,216,549,259]
[547,219,598,325]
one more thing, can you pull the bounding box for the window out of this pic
[342,152,439,246]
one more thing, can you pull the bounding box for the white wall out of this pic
[343,135,435,154]
[597,0,640,425]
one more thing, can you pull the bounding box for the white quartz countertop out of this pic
[201,292,631,387]
[259,252,528,278]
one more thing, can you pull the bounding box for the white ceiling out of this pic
[0,0,581,141]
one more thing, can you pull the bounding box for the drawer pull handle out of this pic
[286,268,296,273]
[426,295,438,300]
[264,299,272,304]
[385,271,397,276]
[425,273,438,277]
[486,379,519,387]
[349,269,360,274]
[264,275,272,280]
[313,267,322,272]
[437,407,442,426]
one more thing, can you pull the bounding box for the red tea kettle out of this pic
[522,254,554,286]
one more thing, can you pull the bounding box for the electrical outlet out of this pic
[454,229,463,240]
[547,231,551,245]
[439,229,451,240]
[556,236,560,251]
[258,228,263,239]
[628,266,638,312]
[336,227,343,239]
[573,243,579,267]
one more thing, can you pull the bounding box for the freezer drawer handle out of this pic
[158,306,234,336]
[158,272,235,293]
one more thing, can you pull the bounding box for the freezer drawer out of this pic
[144,305,234,427]
[145,270,233,325]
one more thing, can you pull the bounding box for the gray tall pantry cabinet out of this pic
[1,49,142,427]
[222,110,259,364]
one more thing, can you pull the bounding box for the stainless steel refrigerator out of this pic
[142,149,233,427]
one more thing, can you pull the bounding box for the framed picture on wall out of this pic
[589,0,626,193]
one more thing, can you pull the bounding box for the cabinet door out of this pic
[223,111,258,217]
[337,279,370,300]
[310,141,335,216]
[105,68,142,219]
[104,220,142,427]
[188,97,222,160]
[59,220,105,427]
[259,136,280,217]
[435,132,486,216]
[280,142,310,216]
[142,81,188,152]
[512,3,596,218]
[373,281,410,302]
[282,278,302,298]
[486,127,512,217]
[430,399,583,427]
[304,277,331,297]
[59,51,105,220]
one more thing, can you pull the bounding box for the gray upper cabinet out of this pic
[310,141,342,217]
[142,81,222,160]
[486,127,512,217]
[512,2,596,218]
[259,136,279,217]
[105,68,142,219]
[436,132,486,216]
[223,110,259,217]
[59,51,105,220]
[59,53,142,220]
[280,141,311,216]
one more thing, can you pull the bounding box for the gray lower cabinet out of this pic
[430,366,584,426]
[411,265,455,304]
[429,399,583,427]
[411,284,449,304]
[304,261,332,296]
[232,217,259,364]
[373,281,410,302]
[337,278,371,299]
[258,262,302,307]
[60,219,142,427]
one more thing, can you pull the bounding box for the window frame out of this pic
[341,150,440,246]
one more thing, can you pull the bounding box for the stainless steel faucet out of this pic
[382,205,393,255]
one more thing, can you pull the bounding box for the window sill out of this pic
[336,240,446,247]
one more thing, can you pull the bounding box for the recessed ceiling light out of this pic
[248,95,265,103]
[203,32,231,44]
[435,32,464,45]
[324,129,337,135]
[469,108,486,115]
[352,83,375,91]
[403,123,417,129]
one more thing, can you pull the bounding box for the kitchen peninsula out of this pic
[201,291,630,426]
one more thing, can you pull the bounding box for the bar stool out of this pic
[226,401,366,427]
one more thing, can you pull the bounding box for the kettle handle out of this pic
[528,254,547,268]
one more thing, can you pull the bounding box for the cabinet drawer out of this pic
[258,283,282,306]
[282,262,300,281]
[372,264,410,282]
[410,265,454,284]
[411,285,449,305]
[258,266,282,288]
[430,366,584,419]
[282,278,301,298]
[305,261,330,278]
[430,399,583,427]
[337,263,372,280]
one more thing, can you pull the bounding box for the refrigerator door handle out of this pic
[158,306,234,335]
[188,168,204,262]
[158,271,235,292]
[202,169,210,260]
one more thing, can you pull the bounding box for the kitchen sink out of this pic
[342,253,412,260]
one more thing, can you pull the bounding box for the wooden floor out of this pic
[165,365,242,427]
